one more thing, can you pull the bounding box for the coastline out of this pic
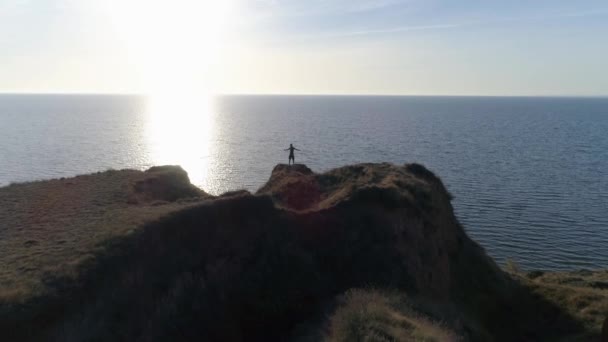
[0,163,606,340]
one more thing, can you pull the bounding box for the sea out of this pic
[1,94,607,271]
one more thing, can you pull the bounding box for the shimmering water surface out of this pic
[1,94,607,270]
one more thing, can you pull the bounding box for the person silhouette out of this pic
[284,144,300,165]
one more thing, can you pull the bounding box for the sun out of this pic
[103,0,234,96]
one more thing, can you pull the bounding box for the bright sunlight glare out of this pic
[102,0,233,187]
[104,0,233,95]
[145,95,216,189]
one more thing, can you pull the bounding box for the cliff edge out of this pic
[258,163,507,300]
[0,163,604,341]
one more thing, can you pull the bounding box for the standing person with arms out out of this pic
[285,143,300,165]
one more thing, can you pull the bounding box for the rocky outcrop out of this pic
[130,165,207,203]
[258,163,507,300]
[1,163,589,341]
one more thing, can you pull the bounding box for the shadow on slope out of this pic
[3,163,587,341]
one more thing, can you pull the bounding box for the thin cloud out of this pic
[325,23,462,38]
[544,8,608,19]
[242,0,412,17]
[311,7,608,39]
[347,0,409,13]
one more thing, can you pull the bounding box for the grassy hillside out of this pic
[0,166,209,339]
[0,163,605,341]
[513,269,608,340]
[324,269,608,342]
[325,289,462,341]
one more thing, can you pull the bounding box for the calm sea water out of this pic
[1,94,607,270]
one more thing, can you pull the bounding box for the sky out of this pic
[1,0,608,96]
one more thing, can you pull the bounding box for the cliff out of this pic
[0,163,604,341]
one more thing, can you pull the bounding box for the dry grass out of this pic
[0,166,208,304]
[326,289,461,342]
[2,162,605,341]
[257,163,446,213]
[326,272,608,342]
[3,162,491,341]
[515,269,608,339]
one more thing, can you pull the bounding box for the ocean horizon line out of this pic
[1,92,608,99]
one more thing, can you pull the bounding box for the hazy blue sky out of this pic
[1,0,608,95]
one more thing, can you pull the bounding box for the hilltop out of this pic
[0,165,208,303]
[0,163,606,341]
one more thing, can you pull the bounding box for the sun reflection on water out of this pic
[145,93,216,189]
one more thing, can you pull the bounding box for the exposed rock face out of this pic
[257,164,317,210]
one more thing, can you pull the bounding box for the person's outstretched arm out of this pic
[284,148,289,151]
[295,148,301,151]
